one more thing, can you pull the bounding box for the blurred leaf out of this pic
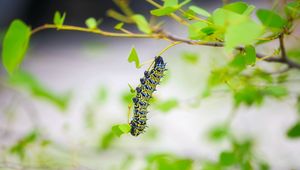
[2,20,31,74]
[259,162,270,170]
[151,7,178,16]
[128,47,141,68]
[262,86,288,98]
[10,131,39,159]
[276,74,288,84]
[219,151,237,166]
[208,124,228,141]
[297,96,300,116]
[234,86,263,107]
[286,121,300,138]
[256,9,287,29]
[188,21,208,40]
[189,5,211,17]
[85,17,99,29]
[114,22,124,30]
[202,162,222,170]
[99,131,115,149]
[131,14,152,34]
[99,124,130,150]
[9,71,70,110]
[155,99,178,112]
[53,11,66,26]
[244,45,256,65]
[121,91,135,105]
[287,48,300,63]
[285,2,300,19]
[84,107,95,129]
[223,2,249,14]
[164,0,178,7]
[112,124,131,137]
[225,19,263,51]
[181,52,199,64]
[96,86,108,103]
[146,153,193,170]
[212,8,245,27]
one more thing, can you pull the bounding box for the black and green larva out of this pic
[130,56,166,136]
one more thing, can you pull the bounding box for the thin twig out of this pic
[30,24,300,70]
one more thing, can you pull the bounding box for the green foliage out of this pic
[145,153,193,170]
[188,5,211,17]
[99,124,131,150]
[128,47,141,68]
[219,151,237,166]
[223,2,251,15]
[286,121,300,138]
[208,124,228,141]
[154,98,179,112]
[85,17,101,29]
[181,52,199,64]
[112,124,131,137]
[114,22,124,30]
[53,11,66,26]
[285,1,300,19]
[9,71,70,110]
[256,9,287,29]
[10,131,39,159]
[150,0,191,16]
[121,90,135,105]
[131,14,152,34]
[2,20,31,74]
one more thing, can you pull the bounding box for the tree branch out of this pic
[30,24,300,70]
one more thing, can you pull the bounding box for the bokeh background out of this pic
[0,0,300,170]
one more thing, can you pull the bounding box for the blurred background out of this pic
[0,0,300,170]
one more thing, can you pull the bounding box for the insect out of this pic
[129,56,167,136]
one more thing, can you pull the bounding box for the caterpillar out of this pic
[130,56,166,136]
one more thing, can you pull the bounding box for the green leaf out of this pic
[121,91,135,105]
[263,86,288,98]
[10,131,39,159]
[131,14,152,34]
[244,45,256,65]
[285,2,300,19]
[297,96,300,116]
[188,21,208,40]
[223,2,249,14]
[128,47,140,68]
[155,99,178,112]
[151,6,178,16]
[256,9,287,29]
[9,71,70,110]
[181,52,199,64]
[225,19,263,51]
[219,151,237,166]
[208,125,228,141]
[114,22,124,30]
[212,8,246,27]
[163,0,178,7]
[85,17,98,29]
[53,11,66,26]
[234,86,263,107]
[99,131,115,149]
[96,86,108,103]
[112,124,131,137]
[287,121,300,138]
[2,20,31,74]
[189,5,211,17]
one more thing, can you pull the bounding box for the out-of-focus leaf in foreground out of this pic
[9,71,70,111]
[2,20,31,74]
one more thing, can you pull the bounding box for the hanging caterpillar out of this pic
[130,56,166,136]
